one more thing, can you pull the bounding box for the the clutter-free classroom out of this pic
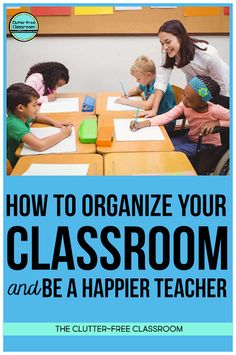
[6,5,230,176]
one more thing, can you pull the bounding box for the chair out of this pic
[171,85,187,131]
[191,127,229,175]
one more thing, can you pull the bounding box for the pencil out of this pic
[120,81,127,97]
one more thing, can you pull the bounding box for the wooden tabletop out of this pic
[96,114,174,154]
[15,115,97,157]
[11,154,103,176]
[96,91,144,116]
[104,152,196,175]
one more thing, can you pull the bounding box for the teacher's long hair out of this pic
[158,20,208,69]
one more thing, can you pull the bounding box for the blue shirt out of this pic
[139,81,176,114]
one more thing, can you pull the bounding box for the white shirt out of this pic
[155,43,229,96]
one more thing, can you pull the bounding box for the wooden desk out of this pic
[11,154,103,176]
[16,116,97,157]
[97,114,174,154]
[104,152,196,176]
[40,92,97,116]
[96,92,143,116]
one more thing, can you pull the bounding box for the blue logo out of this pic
[9,12,38,42]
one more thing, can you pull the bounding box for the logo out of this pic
[9,12,39,42]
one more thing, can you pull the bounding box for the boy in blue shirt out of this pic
[115,55,176,134]
[7,83,72,169]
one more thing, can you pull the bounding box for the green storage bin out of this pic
[79,118,97,143]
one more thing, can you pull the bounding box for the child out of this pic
[115,55,176,134]
[7,83,72,168]
[25,62,69,104]
[130,75,229,158]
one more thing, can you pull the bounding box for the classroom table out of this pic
[104,152,196,176]
[11,154,103,176]
[96,92,144,116]
[40,92,97,116]
[15,116,97,157]
[96,113,174,154]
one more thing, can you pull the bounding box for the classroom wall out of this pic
[7,35,229,93]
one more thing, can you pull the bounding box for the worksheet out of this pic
[39,97,79,113]
[21,127,76,155]
[114,118,165,141]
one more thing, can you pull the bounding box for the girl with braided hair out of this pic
[25,62,69,104]
[130,75,229,158]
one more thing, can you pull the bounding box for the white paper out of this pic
[114,119,165,141]
[21,127,76,155]
[39,98,79,113]
[22,163,89,176]
[115,6,142,10]
[106,96,144,111]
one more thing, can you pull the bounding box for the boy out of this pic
[7,83,72,168]
[115,55,176,133]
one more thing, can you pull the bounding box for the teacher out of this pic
[146,19,229,117]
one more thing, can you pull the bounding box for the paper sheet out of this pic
[39,98,79,113]
[114,119,165,141]
[106,96,143,111]
[21,127,76,155]
[22,163,89,176]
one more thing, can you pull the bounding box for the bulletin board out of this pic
[6,6,230,36]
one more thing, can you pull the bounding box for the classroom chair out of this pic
[171,85,187,132]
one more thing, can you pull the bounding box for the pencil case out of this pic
[82,95,96,112]
[96,127,113,147]
[79,118,97,143]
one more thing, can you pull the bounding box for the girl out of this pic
[130,76,229,158]
[25,62,69,104]
[145,20,229,117]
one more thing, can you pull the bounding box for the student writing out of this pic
[7,83,72,168]
[116,55,176,134]
[130,76,229,158]
[144,20,229,118]
[25,62,69,104]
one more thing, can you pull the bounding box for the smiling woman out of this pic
[145,19,229,118]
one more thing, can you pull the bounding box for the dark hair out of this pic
[158,20,209,68]
[25,62,69,94]
[197,75,220,99]
[7,83,39,113]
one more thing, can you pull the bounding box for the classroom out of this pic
[6,5,230,176]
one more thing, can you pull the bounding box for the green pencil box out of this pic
[79,118,97,143]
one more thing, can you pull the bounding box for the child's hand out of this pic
[130,120,150,131]
[53,121,73,128]
[115,97,129,105]
[61,125,72,137]
[201,120,220,135]
[143,109,157,118]
[47,93,57,102]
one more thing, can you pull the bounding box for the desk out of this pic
[11,154,103,176]
[104,152,196,176]
[16,116,96,157]
[96,92,143,116]
[42,92,97,116]
[97,114,174,154]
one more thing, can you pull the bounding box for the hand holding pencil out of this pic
[47,87,57,102]
[130,109,151,131]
